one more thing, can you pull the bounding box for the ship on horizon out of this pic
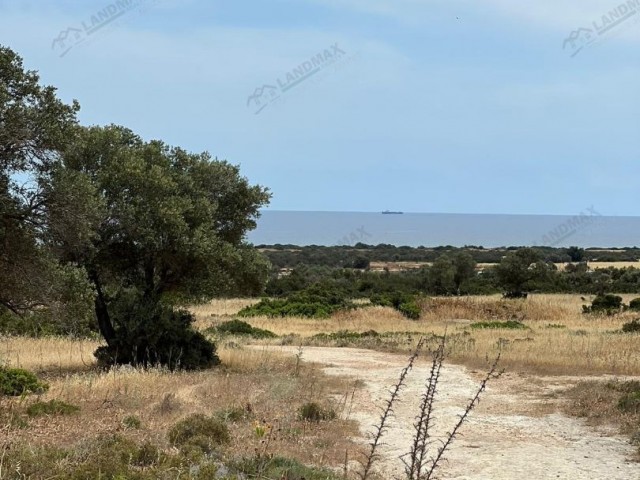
[381,210,404,214]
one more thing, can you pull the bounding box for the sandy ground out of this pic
[264,346,639,479]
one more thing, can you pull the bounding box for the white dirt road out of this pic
[265,346,639,479]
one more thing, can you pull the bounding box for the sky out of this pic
[1,0,638,216]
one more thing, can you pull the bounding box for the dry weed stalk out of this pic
[360,336,501,480]
[358,337,426,480]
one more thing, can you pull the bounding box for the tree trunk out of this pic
[88,271,116,346]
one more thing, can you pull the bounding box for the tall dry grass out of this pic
[194,294,640,376]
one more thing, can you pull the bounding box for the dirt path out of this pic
[266,346,639,479]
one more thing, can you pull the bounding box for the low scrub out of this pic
[209,319,277,339]
[0,367,49,396]
[470,320,527,330]
[583,294,624,315]
[622,319,640,333]
[371,293,421,319]
[298,402,336,422]
[629,298,640,312]
[239,288,355,319]
[26,399,79,417]
[232,455,341,480]
[167,413,230,453]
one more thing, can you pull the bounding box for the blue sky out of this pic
[1,0,638,215]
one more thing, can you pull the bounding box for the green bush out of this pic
[629,298,640,311]
[470,320,527,330]
[239,287,355,319]
[618,391,640,413]
[215,405,251,423]
[232,456,341,479]
[298,402,336,422]
[94,293,220,370]
[370,292,421,319]
[0,367,49,396]
[622,319,640,333]
[122,414,141,429]
[583,294,624,315]
[212,319,277,339]
[26,400,79,417]
[167,413,230,451]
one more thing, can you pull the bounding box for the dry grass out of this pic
[0,338,358,476]
[192,294,640,377]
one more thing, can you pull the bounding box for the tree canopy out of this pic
[1,46,271,368]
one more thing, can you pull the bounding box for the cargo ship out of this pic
[381,210,403,214]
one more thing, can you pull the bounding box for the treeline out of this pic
[264,248,640,297]
[259,244,640,268]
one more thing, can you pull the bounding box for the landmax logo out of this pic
[336,226,372,246]
[563,0,640,57]
[534,206,602,247]
[247,43,347,115]
[51,0,152,57]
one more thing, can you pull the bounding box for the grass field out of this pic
[196,294,640,376]
[1,293,639,478]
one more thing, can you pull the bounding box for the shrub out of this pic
[94,294,220,370]
[470,320,527,330]
[0,367,49,396]
[622,319,640,333]
[26,400,79,417]
[122,414,142,429]
[232,456,341,480]
[298,402,336,422]
[583,294,624,315]
[212,319,277,339]
[168,414,230,451]
[629,298,640,311]
[371,292,421,319]
[239,287,355,319]
[618,391,640,414]
[215,405,251,423]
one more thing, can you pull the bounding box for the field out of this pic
[196,294,640,376]
[1,293,639,478]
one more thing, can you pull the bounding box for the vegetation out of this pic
[1,46,270,368]
[583,294,625,315]
[211,319,277,338]
[0,366,48,396]
[26,399,80,417]
[622,319,640,333]
[298,402,337,422]
[469,320,527,330]
[167,413,231,453]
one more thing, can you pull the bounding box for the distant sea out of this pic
[247,210,640,248]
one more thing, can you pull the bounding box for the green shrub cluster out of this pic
[298,402,336,422]
[312,330,380,342]
[209,319,277,338]
[167,413,230,454]
[629,298,640,311]
[26,399,79,417]
[622,319,640,333]
[470,320,527,330]
[370,292,421,319]
[583,294,625,315]
[94,293,219,370]
[232,455,341,480]
[0,367,49,396]
[239,288,355,319]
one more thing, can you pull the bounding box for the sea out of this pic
[247,210,640,248]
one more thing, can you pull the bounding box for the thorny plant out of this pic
[359,336,501,480]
